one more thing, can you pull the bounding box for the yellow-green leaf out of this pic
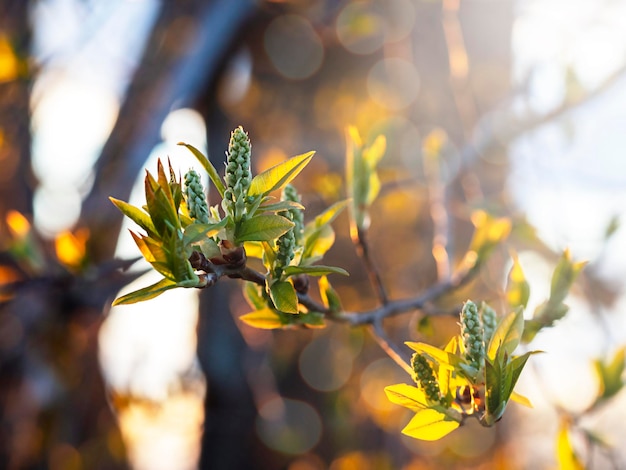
[178,142,226,197]
[236,214,294,243]
[269,280,298,314]
[506,253,530,309]
[112,278,178,305]
[283,265,348,277]
[384,384,429,412]
[110,197,157,236]
[240,307,284,329]
[248,151,315,197]
[510,391,533,408]
[319,275,342,312]
[556,421,584,470]
[594,346,626,401]
[487,309,524,361]
[401,408,460,441]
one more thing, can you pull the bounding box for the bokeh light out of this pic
[264,14,324,80]
[366,58,420,111]
[256,397,322,455]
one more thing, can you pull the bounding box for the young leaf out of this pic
[401,408,461,441]
[248,151,315,197]
[384,384,429,412]
[239,307,284,329]
[269,280,298,314]
[183,219,228,246]
[506,253,530,309]
[112,278,178,305]
[510,391,533,408]
[550,248,586,305]
[235,214,294,243]
[484,358,502,424]
[319,276,342,312]
[258,200,305,214]
[303,224,335,261]
[487,309,524,361]
[243,281,266,310]
[283,265,349,277]
[594,346,626,401]
[178,142,226,197]
[110,197,157,236]
[556,422,585,470]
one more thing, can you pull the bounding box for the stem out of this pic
[353,226,388,305]
[369,319,412,375]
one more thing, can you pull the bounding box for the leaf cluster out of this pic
[385,301,537,440]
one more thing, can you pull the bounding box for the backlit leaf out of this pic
[487,309,524,361]
[506,253,530,309]
[556,421,584,470]
[283,265,348,277]
[183,219,228,246]
[236,214,294,243]
[178,142,226,197]
[401,408,461,441]
[594,346,626,401]
[269,280,298,314]
[384,383,429,412]
[110,197,157,236]
[248,151,314,197]
[240,307,284,329]
[112,278,178,305]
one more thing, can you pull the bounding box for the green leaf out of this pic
[178,142,226,197]
[401,408,461,441]
[550,248,586,305]
[239,307,284,329]
[297,311,326,327]
[183,219,228,246]
[384,383,429,412]
[310,199,350,229]
[594,346,626,401]
[269,280,298,314]
[556,421,585,470]
[487,309,524,361]
[484,358,502,424]
[243,281,267,310]
[248,151,315,197]
[283,265,349,277]
[258,200,304,214]
[236,214,294,243]
[504,351,535,401]
[112,278,178,305]
[319,275,342,312]
[506,253,530,309]
[110,197,157,237]
[303,224,335,261]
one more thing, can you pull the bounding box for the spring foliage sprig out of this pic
[110,126,347,311]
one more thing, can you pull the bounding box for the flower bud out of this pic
[282,184,304,245]
[480,302,497,346]
[411,353,442,404]
[184,169,209,224]
[223,126,252,222]
[460,300,485,371]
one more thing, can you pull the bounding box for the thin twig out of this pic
[369,319,412,375]
[423,135,451,282]
[353,226,389,305]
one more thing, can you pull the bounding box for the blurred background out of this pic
[1,0,626,469]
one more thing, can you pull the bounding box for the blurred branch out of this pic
[369,319,413,374]
[458,61,626,169]
[352,226,389,305]
[81,0,257,263]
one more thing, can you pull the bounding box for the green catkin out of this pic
[184,169,209,224]
[460,300,485,371]
[412,353,442,403]
[282,184,304,245]
[223,126,252,222]
[480,302,497,346]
